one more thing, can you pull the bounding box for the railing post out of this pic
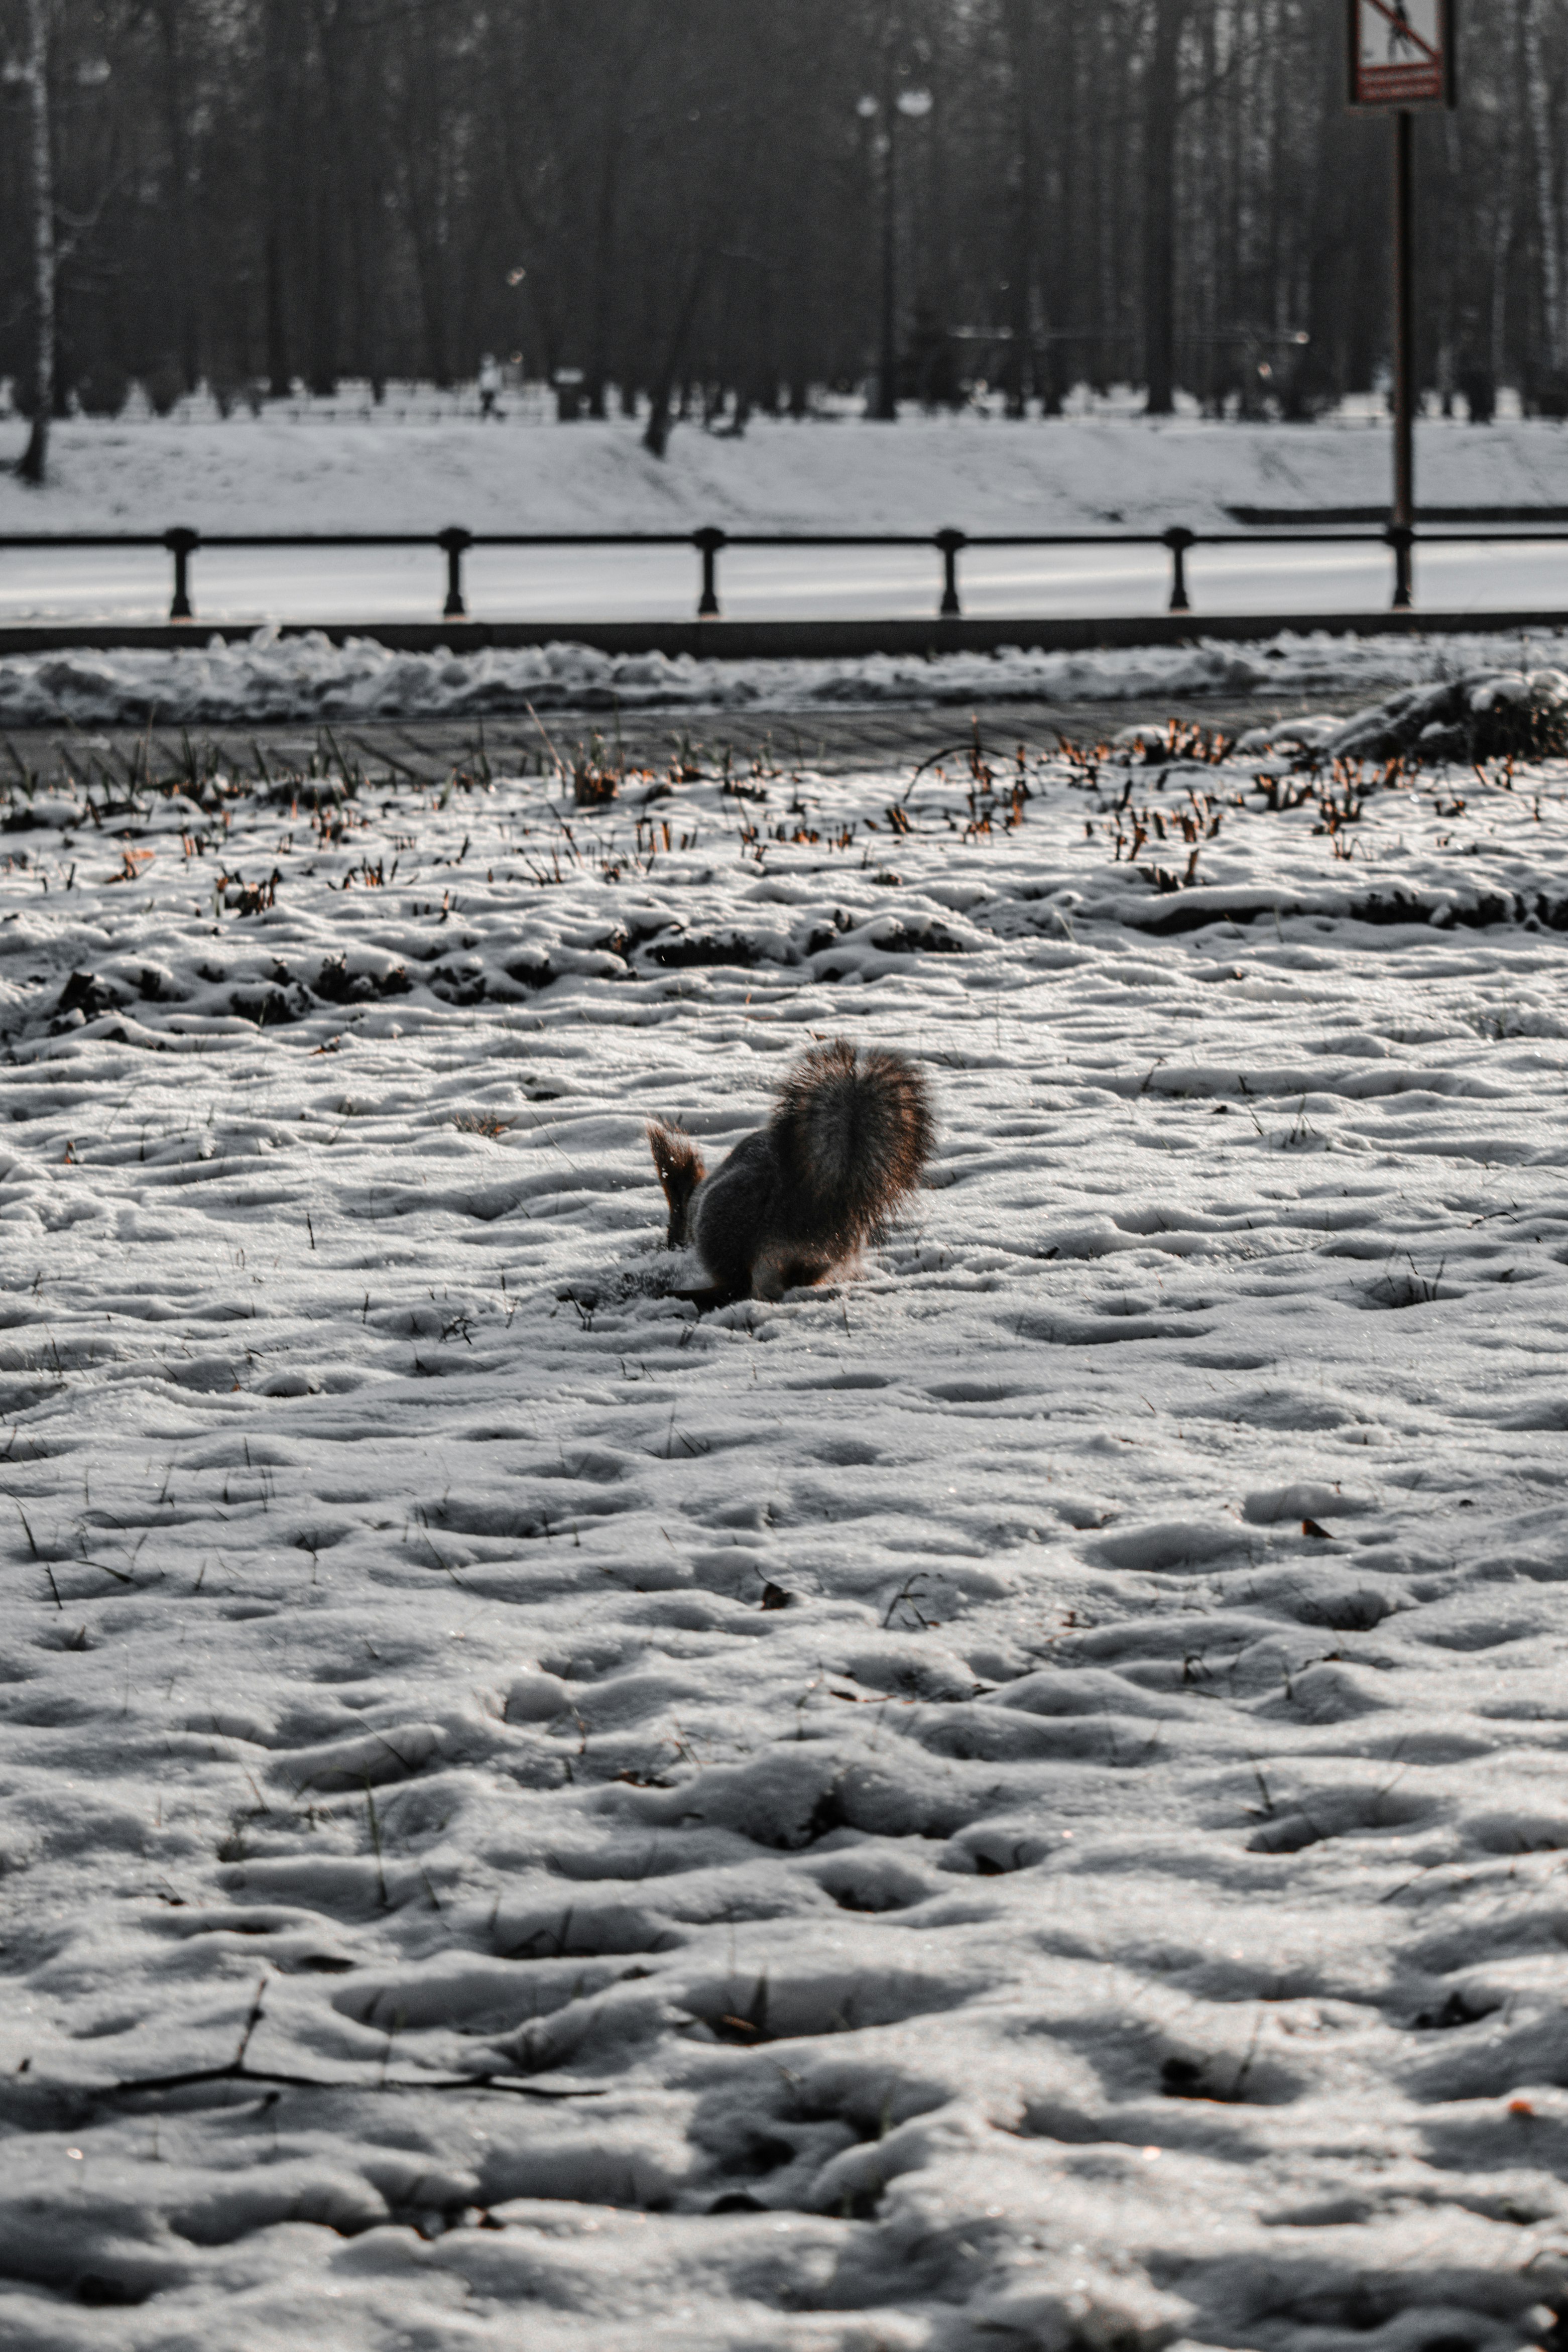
[1388,523,1414,611]
[1162,526,1195,614]
[437,527,472,619]
[935,527,966,618]
[163,526,199,622]
[693,526,726,618]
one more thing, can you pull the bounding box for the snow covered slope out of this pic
[3,407,1567,537]
[4,720,1568,2349]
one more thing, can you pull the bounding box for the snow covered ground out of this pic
[5,702,1568,2350]
[8,406,1568,539]
[2,409,1567,623]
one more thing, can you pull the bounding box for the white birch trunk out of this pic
[1522,0,1562,379]
[18,0,55,485]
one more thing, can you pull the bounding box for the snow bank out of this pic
[10,623,1568,726]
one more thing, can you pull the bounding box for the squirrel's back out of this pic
[648,1038,933,1302]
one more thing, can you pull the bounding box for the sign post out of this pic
[1347,1,1458,609]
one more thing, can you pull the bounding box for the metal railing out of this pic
[0,518,1560,624]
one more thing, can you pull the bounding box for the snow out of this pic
[5,697,1568,2348]
[5,407,1567,538]
[9,623,1568,730]
[2,409,1567,624]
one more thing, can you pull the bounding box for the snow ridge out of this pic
[7,623,1568,729]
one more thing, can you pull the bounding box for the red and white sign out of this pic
[1349,0,1454,109]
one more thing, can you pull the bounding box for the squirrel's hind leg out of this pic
[751,1250,834,1304]
[669,1281,747,1313]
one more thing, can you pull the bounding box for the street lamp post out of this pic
[858,83,932,422]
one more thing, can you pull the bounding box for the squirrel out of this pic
[647,1038,933,1306]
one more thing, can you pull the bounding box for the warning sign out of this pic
[1348,0,1455,110]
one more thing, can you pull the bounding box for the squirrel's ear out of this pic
[647,1120,705,1250]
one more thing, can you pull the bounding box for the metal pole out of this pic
[1391,108,1414,609]
[935,529,964,617]
[437,527,470,619]
[164,527,198,621]
[694,527,725,618]
[1163,526,1194,613]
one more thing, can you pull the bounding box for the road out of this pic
[1,536,1564,627]
[1,691,1381,794]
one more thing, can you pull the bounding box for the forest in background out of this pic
[0,0,1562,437]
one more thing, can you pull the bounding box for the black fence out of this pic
[1,519,1561,624]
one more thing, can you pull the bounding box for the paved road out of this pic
[2,692,1373,792]
[1,538,1565,627]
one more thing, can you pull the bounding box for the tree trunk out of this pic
[156,0,200,389]
[308,0,345,395]
[1522,0,1562,382]
[1095,3,1118,386]
[1142,0,1186,415]
[264,0,293,397]
[1045,0,1083,414]
[643,254,711,458]
[1196,0,1221,411]
[403,15,452,387]
[587,139,622,419]
[345,96,386,393]
[1491,175,1515,394]
[17,0,54,486]
[1002,0,1036,417]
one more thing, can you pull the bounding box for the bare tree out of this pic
[0,0,1557,448]
[15,0,55,483]
[1142,0,1188,415]
[1521,0,1563,387]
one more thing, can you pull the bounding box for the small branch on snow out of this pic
[91,2060,607,2102]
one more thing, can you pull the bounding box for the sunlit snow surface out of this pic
[5,723,1568,2350]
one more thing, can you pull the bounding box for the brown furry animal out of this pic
[647,1039,933,1306]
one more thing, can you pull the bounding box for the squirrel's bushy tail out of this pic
[770,1039,932,1252]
